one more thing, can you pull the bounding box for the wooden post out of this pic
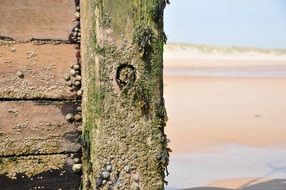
[81,0,169,189]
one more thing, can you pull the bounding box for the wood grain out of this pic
[0,101,82,156]
[0,42,80,99]
[0,0,77,41]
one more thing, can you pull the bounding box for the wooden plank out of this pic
[0,101,82,156]
[81,1,168,189]
[0,154,81,190]
[0,42,80,99]
[0,0,77,41]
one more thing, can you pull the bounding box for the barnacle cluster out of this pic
[70,4,81,44]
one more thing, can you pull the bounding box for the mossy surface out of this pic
[0,155,66,179]
[81,0,168,189]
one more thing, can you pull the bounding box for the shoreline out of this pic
[163,50,286,189]
[164,75,286,155]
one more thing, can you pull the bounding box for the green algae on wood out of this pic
[0,155,66,179]
[0,154,81,190]
[81,0,169,189]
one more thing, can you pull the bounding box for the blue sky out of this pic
[164,0,286,49]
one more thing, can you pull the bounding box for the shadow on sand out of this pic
[182,179,286,190]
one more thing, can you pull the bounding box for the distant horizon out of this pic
[165,42,286,51]
[164,0,286,49]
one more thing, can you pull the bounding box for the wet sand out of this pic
[164,45,286,189]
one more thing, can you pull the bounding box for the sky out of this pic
[164,0,286,49]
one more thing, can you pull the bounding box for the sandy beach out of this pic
[164,44,286,190]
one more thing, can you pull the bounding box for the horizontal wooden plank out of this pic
[0,154,81,190]
[0,42,80,99]
[0,101,82,156]
[0,0,77,41]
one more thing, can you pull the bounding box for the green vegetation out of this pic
[166,42,286,55]
[81,0,169,189]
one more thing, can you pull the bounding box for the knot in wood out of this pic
[116,64,136,87]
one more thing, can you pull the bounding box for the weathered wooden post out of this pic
[81,0,169,189]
